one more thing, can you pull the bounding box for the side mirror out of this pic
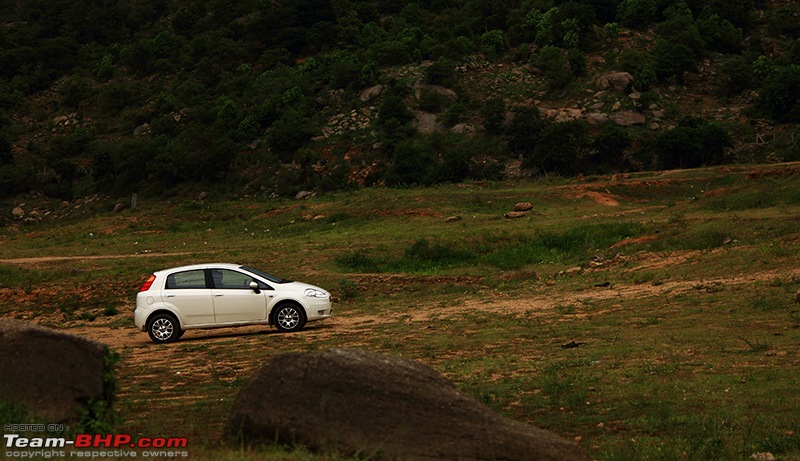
[249,281,261,294]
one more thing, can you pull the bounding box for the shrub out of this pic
[533,45,573,92]
[634,63,657,91]
[617,48,654,75]
[418,88,449,113]
[424,57,457,87]
[393,239,477,272]
[335,250,381,273]
[337,279,360,300]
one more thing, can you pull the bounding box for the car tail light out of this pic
[139,275,156,292]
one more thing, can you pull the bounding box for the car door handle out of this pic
[165,294,175,298]
[214,293,224,297]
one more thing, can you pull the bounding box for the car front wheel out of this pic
[147,313,182,344]
[274,304,306,332]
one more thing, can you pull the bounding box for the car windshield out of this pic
[240,266,291,284]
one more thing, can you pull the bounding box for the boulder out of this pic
[611,110,646,126]
[451,123,476,134]
[225,348,590,461]
[0,319,107,422]
[586,113,609,125]
[595,72,634,92]
[412,110,443,134]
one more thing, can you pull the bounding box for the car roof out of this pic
[154,263,244,274]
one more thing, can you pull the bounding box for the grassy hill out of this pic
[1,163,799,459]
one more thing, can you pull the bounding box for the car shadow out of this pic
[177,323,334,343]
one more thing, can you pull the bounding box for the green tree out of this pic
[718,54,756,97]
[592,124,631,172]
[652,40,697,83]
[480,29,507,58]
[528,121,591,175]
[0,138,12,166]
[94,54,115,82]
[617,0,657,28]
[375,82,415,153]
[507,107,545,156]
[652,117,732,169]
[756,65,800,122]
[696,14,743,53]
[267,111,316,162]
[481,97,506,135]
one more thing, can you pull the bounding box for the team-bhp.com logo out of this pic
[4,433,188,458]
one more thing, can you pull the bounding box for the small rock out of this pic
[794,288,800,304]
[504,211,528,219]
[750,453,775,461]
[112,203,126,213]
[514,202,534,212]
[12,207,24,218]
[360,84,383,102]
[198,191,208,201]
[446,216,462,223]
[295,191,313,200]
[133,123,150,136]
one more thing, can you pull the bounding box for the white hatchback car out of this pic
[134,263,332,343]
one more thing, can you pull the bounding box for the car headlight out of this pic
[305,288,328,298]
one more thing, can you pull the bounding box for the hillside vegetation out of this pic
[2,0,800,204]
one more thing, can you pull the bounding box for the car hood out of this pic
[278,281,330,296]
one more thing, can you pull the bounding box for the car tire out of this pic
[273,303,306,332]
[147,313,182,344]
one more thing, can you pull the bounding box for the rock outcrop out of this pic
[0,319,108,422]
[225,348,590,461]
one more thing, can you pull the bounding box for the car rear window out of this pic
[165,270,207,289]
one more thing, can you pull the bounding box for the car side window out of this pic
[165,270,207,289]
[211,269,264,289]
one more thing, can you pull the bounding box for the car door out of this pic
[209,268,269,323]
[162,269,215,325]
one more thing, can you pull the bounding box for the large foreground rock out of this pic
[225,348,590,461]
[0,319,107,422]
